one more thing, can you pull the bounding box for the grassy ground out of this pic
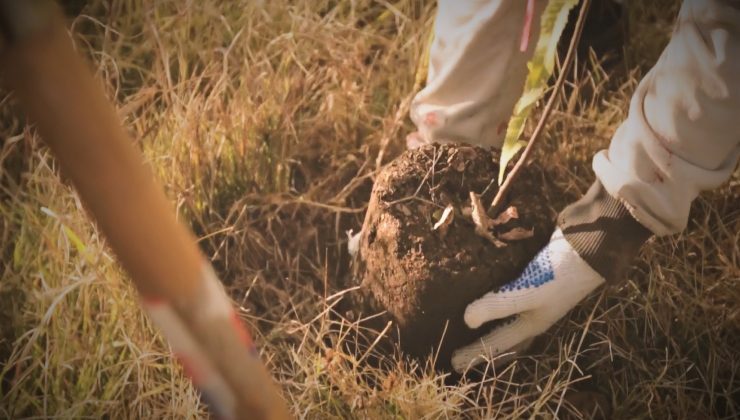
[1,0,738,418]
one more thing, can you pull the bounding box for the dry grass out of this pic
[1,1,738,418]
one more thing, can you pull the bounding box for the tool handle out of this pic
[0,2,290,419]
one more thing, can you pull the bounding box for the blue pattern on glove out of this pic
[499,247,555,292]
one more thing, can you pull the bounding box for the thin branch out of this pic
[490,0,591,213]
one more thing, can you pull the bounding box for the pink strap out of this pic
[520,0,536,52]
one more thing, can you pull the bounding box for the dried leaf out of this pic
[487,234,508,248]
[432,204,455,237]
[499,227,534,241]
[491,206,519,226]
[346,229,362,257]
[470,192,492,230]
[470,192,507,248]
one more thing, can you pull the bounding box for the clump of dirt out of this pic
[354,143,556,370]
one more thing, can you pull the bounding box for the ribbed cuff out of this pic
[558,181,653,283]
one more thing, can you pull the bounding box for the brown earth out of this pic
[355,143,557,371]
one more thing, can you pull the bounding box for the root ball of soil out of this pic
[355,144,556,370]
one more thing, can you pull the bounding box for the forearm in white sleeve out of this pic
[410,0,547,148]
[594,0,740,236]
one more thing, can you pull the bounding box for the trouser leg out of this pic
[410,0,546,148]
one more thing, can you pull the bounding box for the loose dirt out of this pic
[355,143,556,371]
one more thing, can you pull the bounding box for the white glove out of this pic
[451,228,605,373]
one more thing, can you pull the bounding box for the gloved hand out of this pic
[451,181,653,373]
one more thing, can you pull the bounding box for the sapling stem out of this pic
[490,0,591,214]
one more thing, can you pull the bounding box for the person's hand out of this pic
[451,181,653,373]
[451,228,604,373]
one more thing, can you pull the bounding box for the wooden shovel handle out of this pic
[0,2,290,419]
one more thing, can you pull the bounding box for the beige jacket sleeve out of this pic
[594,0,740,235]
[413,0,740,236]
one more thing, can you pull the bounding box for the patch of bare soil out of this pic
[355,144,557,370]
